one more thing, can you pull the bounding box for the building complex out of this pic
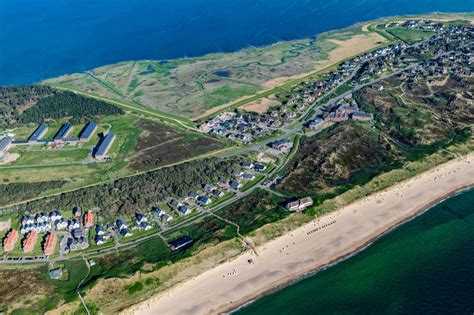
[0,120,117,162]
[3,229,19,252]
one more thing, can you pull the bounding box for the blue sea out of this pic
[0,0,473,85]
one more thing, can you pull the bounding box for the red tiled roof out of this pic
[23,231,38,253]
[43,232,57,256]
[83,211,94,228]
[3,229,19,252]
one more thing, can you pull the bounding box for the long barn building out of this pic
[28,123,49,143]
[93,132,116,160]
[78,121,97,142]
[0,136,13,159]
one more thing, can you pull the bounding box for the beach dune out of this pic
[126,154,474,315]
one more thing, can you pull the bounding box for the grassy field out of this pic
[44,22,389,120]
[0,113,228,208]
[2,12,473,314]
[385,27,435,44]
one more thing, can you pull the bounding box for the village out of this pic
[0,120,116,163]
[0,153,283,260]
[0,18,471,274]
[197,21,472,144]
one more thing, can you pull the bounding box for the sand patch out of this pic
[242,96,280,114]
[0,153,20,165]
[395,15,474,25]
[191,97,248,121]
[0,219,11,232]
[262,32,387,89]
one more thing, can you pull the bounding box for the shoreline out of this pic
[227,184,473,314]
[127,154,474,315]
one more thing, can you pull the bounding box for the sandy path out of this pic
[127,154,474,315]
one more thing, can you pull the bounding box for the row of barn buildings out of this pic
[0,120,116,161]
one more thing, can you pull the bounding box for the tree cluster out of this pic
[0,181,67,207]
[0,85,55,128]
[19,90,123,124]
[2,158,241,220]
[0,85,124,129]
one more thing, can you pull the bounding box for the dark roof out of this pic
[54,122,73,140]
[79,121,97,140]
[0,136,13,151]
[93,132,116,157]
[120,229,130,236]
[169,236,193,251]
[152,207,163,214]
[28,123,48,141]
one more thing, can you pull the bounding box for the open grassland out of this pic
[4,132,472,314]
[384,27,435,44]
[278,74,473,199]
[0,114,226,207]
[129,119,227,172]
[45,22,387,120]
[46,13,472,122]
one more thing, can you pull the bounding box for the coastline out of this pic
[228,185,474,314]
[126,154,474,315]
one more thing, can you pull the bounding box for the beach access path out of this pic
[126,153,474,315]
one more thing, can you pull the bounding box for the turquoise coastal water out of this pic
[236,189,474,314]
[1,0,473,85]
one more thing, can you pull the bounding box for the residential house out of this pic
[169,199,180,209]
[254,163,266,172]
[212,189,224,198]
[3,229,19,252]
[54,218,68,230]
[139,222,152,231]
[43,232,57,256]
[151,207,165,218]
[72,228,85,239]
[116,219,127,230]
[285,197,314,212]
[120,229,132,237]
[308,118,324,131]
[197,196,212,205]
[229,180,242,190]
[95,225,106,236]
[95,235,106,245]
[161,213,173,223]
[49,268,63,280]
[49,210,62,222]
[202,184,213,191]
[83,211,94,228]
[242,173,255,181]
[351,111,373,121]
[178,205,191,215]
[187,191,198,199]
[241,161,254,169]
[22,231,38,253]
[169,236,193,251]
[73,207,82,218]
[135,212,147,224]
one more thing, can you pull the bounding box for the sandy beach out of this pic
[127,154,474,315]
